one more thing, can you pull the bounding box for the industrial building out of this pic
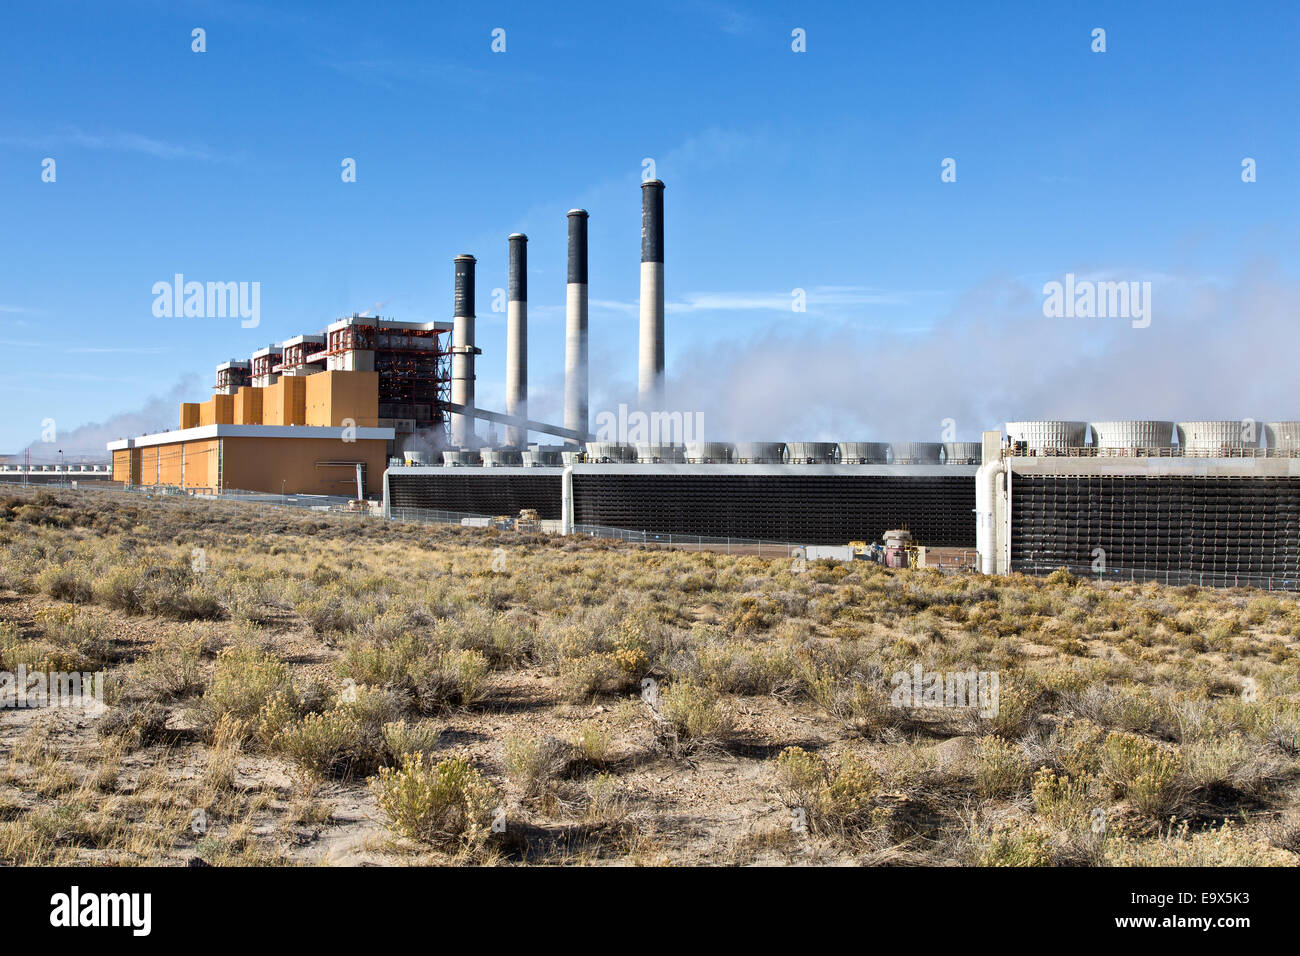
[105,181,1300,589]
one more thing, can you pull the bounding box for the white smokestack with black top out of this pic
[639,179,665,409]
[565,209,589,442]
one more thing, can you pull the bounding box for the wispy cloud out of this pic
[696,1,756,35]
[0,128,234,163]
[591,285,934,316]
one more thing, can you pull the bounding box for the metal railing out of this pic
[1002,445,1300,460]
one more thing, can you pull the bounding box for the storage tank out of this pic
[890,442,943,464]
[584,442,634,462]
[941,441,983,464]
[442,449,480,467]
[683,441,733,463]
[838,442,889,464]
[1264,422,1300,452]
[732,441,786,463]
[785,442,837,463]
[480,449,522,467]
[1005,421,1088,453]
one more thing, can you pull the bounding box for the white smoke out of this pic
[21,375,203,463]
[660,261,1297,442]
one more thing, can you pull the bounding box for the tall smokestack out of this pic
[450,254,478,448]
[564,209,589,442]
[505,233,528,448]
[638,179,665,408]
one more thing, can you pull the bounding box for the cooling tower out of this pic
[1176,421,1260,454]
[1090,421,1174,450]
[890,442,943,464]
[838,442,890,464]
[1264,422,1300,452]
[1005,421,1088,452]
[442,449,480,467]
[585,442,635,462]
[684,441,734,463]
[732,442,787,463]
[632,443,685,463]
[785,442,837,463]
[481,449,523,467]
[941,442,983,464]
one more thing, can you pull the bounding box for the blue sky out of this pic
[2,0,1298,457]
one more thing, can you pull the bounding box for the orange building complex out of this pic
[107,316,453,497]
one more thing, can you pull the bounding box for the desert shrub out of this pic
[1101,731,1183,817]
[199,645,296,733]
[1046,716,1106,778]
[805,667,901,737]
[694,640,797,696]
[557,653,633,702]
[438,607,532,667]
[35,561,94,603]
[657,681,734,751]
[97,701,169,750]
[371,754,497,849]
[572,724,612,765]
[381,720,442,762]
[1106,819,1296,866]
[33,606,111,667]
[774,746,882,834]
[337,636,487,713]
[503,734,575,798]
[272,709,366,779]
[973,736,1028,798]
[1032,768,1101,832]
[94,566,144,613]
[1181,732,1287,799]
[980,823,1053,866]
[127,638,204,702]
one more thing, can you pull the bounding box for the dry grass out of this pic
[0,485,1297,866]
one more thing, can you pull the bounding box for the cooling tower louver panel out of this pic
[1009,474,1300,588]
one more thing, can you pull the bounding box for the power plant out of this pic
[101,182,1300,590]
